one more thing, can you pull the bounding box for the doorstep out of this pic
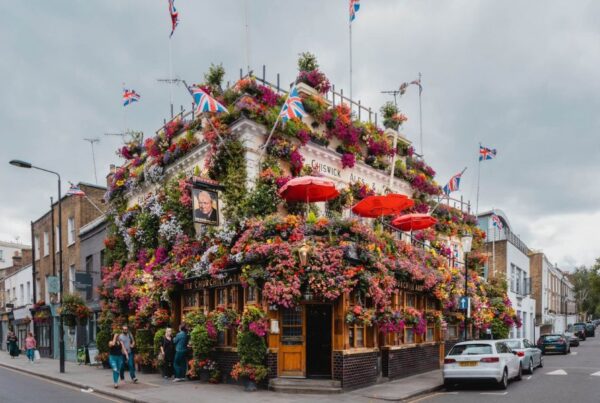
[269,377,342,394]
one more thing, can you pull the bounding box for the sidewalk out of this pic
[0,352,442,402]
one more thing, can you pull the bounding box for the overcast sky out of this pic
[2,1,599,270]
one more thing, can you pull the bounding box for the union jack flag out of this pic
[123,89,140,106]
[66,183,86,197]
[479,145,497,161]
[491,213,503,230]
[443,170,464,195]
[191,86,228,114]
[349,0,360,22]
[169,0,179,38]
[279,86,306,123]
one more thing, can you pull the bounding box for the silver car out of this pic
[500,338,543,374]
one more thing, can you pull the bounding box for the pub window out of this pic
[405,328,415,344]
[217,331,225,346]
[198,291,205,309]
[393,330,404,346]
[217,288,227,306]
[348,323,367,348]
[406,293,416,308]
[246,287,257,303]
[426,297,436,311]
[229,286,237,307]
[281,307,303,346]
[446,325,458,340]
[183,292,197,309]
[426,325,435,342]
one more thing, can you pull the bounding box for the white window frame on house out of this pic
[34,236,40,260]
[27,282,31,304]
[20,284,24,306]
[55,226,60,252]
[69,265,76,293]
[0,249,3,262]
[44,231,50,256]
[67,217,75,245]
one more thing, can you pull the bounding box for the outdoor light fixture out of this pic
[9,159,66,374]
[461,234,473,253]
[9,159,32,168]
[298,242,311,266]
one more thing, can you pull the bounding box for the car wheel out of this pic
[498,368,509,390]
[527,358,534,374]
[443,379,455,390]
[516,364,523,381]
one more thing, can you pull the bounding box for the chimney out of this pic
[11,251,22,268]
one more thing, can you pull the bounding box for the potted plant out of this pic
[134,329,156,373]
[60,293,88,328]
[230,306,268,391]
[95,328,111,369]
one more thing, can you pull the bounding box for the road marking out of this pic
[408,392,458,402]
[547,369,567,375]
[526,376,532,380]
[571,352,578,355]
[481,392,508,395]
[590,371,600,376]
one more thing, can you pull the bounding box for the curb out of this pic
[362,384,444,402]
[0,361,154,403]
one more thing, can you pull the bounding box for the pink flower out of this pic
[341,153,355,169]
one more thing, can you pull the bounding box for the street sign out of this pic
[47,276,59,294]
[459,296,469,310]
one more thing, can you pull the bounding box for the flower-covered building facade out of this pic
[99,56,519,390]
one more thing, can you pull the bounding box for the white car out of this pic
[443,340,522,389]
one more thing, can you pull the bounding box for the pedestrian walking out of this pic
[118,325,139,383]
[7,330,19,358]
[172,324,189,382]
[108,332,127,389]
[160,327,175,379]
[25,332,36,363]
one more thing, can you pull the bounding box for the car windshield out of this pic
[542,335,561,342]
[449,344,493,355]
[505,341,521,349]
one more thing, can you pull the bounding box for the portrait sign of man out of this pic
[192,188,219,225]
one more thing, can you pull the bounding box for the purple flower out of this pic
[341,153,356,169]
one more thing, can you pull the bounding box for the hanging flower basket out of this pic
[62,314,77,328]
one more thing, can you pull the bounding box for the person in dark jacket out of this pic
[7,330,19,358]
[160,327,175,379]
[172,324,189,382]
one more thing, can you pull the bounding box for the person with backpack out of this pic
[118,325,139,383]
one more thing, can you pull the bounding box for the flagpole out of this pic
[492,218,496,278]
[349,15,353,103]
[475,143,482,217]
[169,37,174,118]
[244,0,250,74]
[418,72,423,156]
[257,85,294,165]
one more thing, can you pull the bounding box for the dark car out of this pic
[585,323,595,337]
[570,323,587,341]
[537,334,570,355]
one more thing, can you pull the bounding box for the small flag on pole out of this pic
[443,169,465,196]
[349,0,360,22]
[123,89,140,106]
[66,183,86,197]
[479,145,497,161]
[279,86,306,123]
[169,0,179,38]
[491,213,503,230]
[191,86,228,114]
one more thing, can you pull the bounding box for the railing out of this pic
[435,195,471,215]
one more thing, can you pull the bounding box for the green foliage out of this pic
[380,101,400,130]
[163,175,195,237]
[135,211,160,249]
[204,63,226,91]
[246,176,279,218]
[183,310,206,328]
[237,331,267,366]
[573,261,600,318]
[297,52,319,72]
[209,137,248,227]
[153,328,166,356]
[490,318,510,339]
[190,325,216,359]
[96,328,111,355]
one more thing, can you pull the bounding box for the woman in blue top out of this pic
[172,324,189,382]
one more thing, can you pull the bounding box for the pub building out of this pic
[108,72,475,392]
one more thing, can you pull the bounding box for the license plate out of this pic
[546,346,555,349]
[459,361,478,367]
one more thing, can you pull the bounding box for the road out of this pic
[410,335,600,403]
[0,365,123,403]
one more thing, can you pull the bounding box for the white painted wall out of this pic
[506,242,536,342]
[4,264,33,308]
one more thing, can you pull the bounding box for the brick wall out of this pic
[484,240,507,279]
[213,350,239,384]
[529,253,543,318]
[382,344,440,380]
[333,350,378,390]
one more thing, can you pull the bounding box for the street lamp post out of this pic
[461,234,473,341]
[10,159,65,374]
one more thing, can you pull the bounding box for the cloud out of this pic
[1,0,599,269]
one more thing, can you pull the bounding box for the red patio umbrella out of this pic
[351,194,414,218]
[391,213,437,231]
[278,176,339,203]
